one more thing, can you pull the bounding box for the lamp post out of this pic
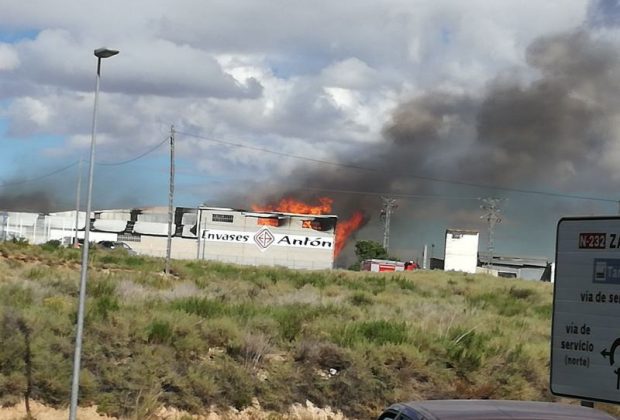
[69,47,119,420]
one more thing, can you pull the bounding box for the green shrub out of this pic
[295,340,351,370]
[444,327,491,372]
[210,358,255,409]
[273,308,306,342]
[393,275,417,291]
[0,256,577,418]
[364,276,387,295]
[467,291,530,317]
[335,320,409,347]
[90,295,120,320]
[133,271,173,289]
[349,291,373,306]
[147,320,173,344]
[88,276,117,298]
[201,317,242,348]
[289,271,328,289]
[40,240,62,251]
[532,303,552,318]
[508,286,536,300]
[186,364,218,406]
[173,297,226,318]
[10,236,29,246]
[269,304,324,342]
[25,267,47,280]
[0,284,34,306]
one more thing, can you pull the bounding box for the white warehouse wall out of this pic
[444,230,479,274]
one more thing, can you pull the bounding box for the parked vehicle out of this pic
[377,400,616,420]
[96,241,136,255]
[361,259,405,272]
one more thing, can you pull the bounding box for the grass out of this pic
[0,242,616,418]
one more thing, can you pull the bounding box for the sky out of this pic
[1,0,620,263]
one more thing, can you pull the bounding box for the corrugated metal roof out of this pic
[481,254,549,268]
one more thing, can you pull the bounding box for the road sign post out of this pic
[552,217,620,404]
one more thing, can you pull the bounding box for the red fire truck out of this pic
[361,259,405,272]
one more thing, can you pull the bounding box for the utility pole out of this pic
[165,125,175,275]
[480,197,503,267]
[73,158,82,247]
[380,197,397,252]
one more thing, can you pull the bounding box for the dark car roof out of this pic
[383,400,617,420]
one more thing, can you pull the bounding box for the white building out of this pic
[444,229,479,274]
[197,207,337,270]
[1,205,338,270]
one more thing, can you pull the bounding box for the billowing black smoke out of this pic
[235,30,620,261]
[0,163,170,214]
[0,190,57,213]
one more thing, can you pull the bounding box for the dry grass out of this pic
[1,241,617,418]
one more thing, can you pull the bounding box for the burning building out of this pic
[198,206,338,270]
[0,202,346,270]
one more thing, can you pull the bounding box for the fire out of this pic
[334,211,364,256]
[252,197,364,257]
[252,197,333,215]
[257,218,279,227]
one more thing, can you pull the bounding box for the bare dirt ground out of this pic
[0,399,347,419]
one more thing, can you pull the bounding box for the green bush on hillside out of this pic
[0,242,594,418]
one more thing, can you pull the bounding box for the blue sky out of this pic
[2,0,620,260]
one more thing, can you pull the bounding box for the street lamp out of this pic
[69,47,119,420]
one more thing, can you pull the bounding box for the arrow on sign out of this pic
[601,338,620,366]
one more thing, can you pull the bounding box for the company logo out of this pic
[254,228,275,250]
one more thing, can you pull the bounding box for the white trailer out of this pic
[444,229,479,274]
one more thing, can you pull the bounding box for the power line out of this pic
[96,136,169,166]
[299,186,481,200]
[0,136,169,189]
[176,130,378,173]
[0,161,79,188]
[175,130,618,204]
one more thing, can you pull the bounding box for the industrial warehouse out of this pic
[0,205,338,270]
[0,205,553,277]
[198,207,337,269]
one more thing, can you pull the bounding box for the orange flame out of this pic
[252,197,333,215]
[257,218,279,227]
[251,197,364,257]
[334,211,364,256]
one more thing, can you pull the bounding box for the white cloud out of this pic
[0,44,19,70]
[7,97,52,130]
[0,0,593,197]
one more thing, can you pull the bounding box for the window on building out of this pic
[258,218,279,227]
[302,218,335,232]
[212,214,234,223]
[118,234,142,242]
[302,220,325,230]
